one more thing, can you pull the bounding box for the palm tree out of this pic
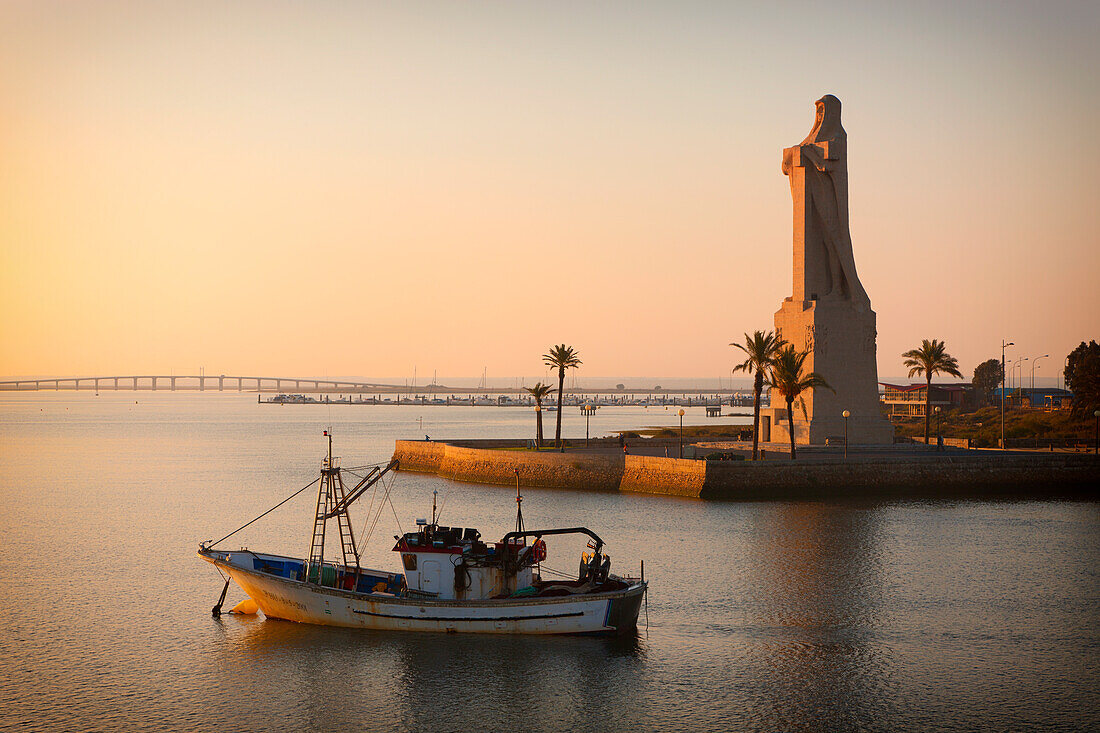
[542,344,582,450]
[523,382,554,448]
[731,330,787,460]
[767,345,833,459]
[902,338,962,445]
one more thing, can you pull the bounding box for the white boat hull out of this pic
[201,550,646,635]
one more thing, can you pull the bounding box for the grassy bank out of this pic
[619,425,753,440]
[892,407,1095,448]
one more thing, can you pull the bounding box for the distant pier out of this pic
[0,374,757,406]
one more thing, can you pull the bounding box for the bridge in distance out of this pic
[0,375,741,396]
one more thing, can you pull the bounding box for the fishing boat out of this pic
[198,435,647,635]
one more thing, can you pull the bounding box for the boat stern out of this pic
[603,580,647,635]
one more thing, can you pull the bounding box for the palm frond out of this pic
[542,344,582,370]
[729,330,786,376]
[524,381,554,400]
[901,338,963,381]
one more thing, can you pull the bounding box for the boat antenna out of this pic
[514,469,524,534]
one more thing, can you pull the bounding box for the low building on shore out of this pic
[880,382,971,418]
[993,387,1074,410]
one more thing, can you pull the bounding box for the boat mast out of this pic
[514,468,524,534]
[305,429,361,585]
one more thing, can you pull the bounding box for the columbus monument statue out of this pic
[766,95,894,445]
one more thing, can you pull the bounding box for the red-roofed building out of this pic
[880,382,972,418]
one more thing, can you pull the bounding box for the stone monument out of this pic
[766,95,894,445]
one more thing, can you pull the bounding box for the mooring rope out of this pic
[207,476,320,548]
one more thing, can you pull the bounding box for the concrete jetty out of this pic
[393,439,1100,501]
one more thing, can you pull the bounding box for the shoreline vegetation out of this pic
[620,411,1095,451]
[890,407,1096,449]
[618,425,753,440]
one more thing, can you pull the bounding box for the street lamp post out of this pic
[1011,356,1027,391]
[1094,410,1099,456]
[534,405,541,449]
[934,406,942,450]
[1031,354,1049,397]
[678,408,685,459]
[584,404,591,447]
[842,410,850,459]
[1001,340,1013,450]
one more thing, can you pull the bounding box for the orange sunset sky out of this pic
[1,1,1097,384]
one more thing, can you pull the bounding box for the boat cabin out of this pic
[393,520,540,601]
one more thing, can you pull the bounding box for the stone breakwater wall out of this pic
[393,440,704,496]
[393,441,1099,500]
[699,454,1099,500]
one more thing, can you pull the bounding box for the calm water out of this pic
[1,393,1097,732]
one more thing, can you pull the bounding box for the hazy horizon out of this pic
[2,1,1097,381]
[0,371,1067,391]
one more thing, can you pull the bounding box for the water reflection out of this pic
[4,396,1099,732]
[749,502,885,628]
[743,502,898,729]
[209,615,645,732]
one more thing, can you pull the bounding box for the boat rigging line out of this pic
[204,476,321,549]
[324,459,399,518]
[357,472,394,558]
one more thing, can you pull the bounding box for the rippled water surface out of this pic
[1,393,1097,732]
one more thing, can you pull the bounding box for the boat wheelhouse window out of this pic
[402,554,417,571]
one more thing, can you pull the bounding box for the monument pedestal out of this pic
[767,297,894,445]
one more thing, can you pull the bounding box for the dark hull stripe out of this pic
[352,609,586,622]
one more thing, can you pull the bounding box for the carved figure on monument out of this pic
[765,94,894,447]
[781,94,869,308]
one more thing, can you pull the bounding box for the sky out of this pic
[1,1,1097,386]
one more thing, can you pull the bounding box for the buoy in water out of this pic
[229,598,259,615]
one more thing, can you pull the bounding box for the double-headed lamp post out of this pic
[1001,340,1014,450]
[842,410,850,458]
[678,408,685,458]
[584,404,592,447]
